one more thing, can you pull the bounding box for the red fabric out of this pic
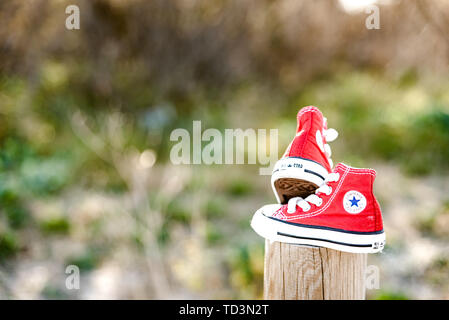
[284,106,332,172]
[272,163,384,233]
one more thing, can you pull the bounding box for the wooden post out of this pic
[264,240,367,300]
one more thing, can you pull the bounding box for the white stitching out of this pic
[284,167,376,220]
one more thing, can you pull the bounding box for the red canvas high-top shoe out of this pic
[272,106,338,204]
[252,163,385,253]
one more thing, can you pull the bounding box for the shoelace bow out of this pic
[286,172,340,213]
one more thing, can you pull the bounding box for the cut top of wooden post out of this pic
[264,240,367,300]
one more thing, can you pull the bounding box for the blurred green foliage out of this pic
[66,249,103,272]
[229,244,264,299]
[226,179,253,197]
[425,256,449,290]
[166,198,192,225]
[39,217,71,235]
[0,232,19,261]
[374,290,411,300]
[204,198,227,220]
[415,200,449,239]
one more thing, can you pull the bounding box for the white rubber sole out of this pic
[251,207,386,254]
[271,157,329,203]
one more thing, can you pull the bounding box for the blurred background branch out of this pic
[415,0,449,58]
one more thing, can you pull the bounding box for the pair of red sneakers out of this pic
[251,106,385,253]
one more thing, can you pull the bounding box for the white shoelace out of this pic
[286,172,340,213]
[323,127,338,168]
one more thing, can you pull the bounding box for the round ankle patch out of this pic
[343,190,367,214]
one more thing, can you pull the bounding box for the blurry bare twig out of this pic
[415,0,449,57]
[70,109,177,298]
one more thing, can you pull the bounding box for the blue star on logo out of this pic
[349,196,360,207]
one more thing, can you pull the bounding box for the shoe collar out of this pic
[334,163,377,178]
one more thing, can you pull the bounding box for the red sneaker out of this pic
[252,163,385,253]
[272,106,338,204]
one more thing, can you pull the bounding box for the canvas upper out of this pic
[269,163,384,234]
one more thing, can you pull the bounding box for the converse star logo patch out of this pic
[343,190,367,214]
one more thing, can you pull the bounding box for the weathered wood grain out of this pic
[264,240,367,300]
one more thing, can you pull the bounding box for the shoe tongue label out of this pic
[343,190,367,214]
